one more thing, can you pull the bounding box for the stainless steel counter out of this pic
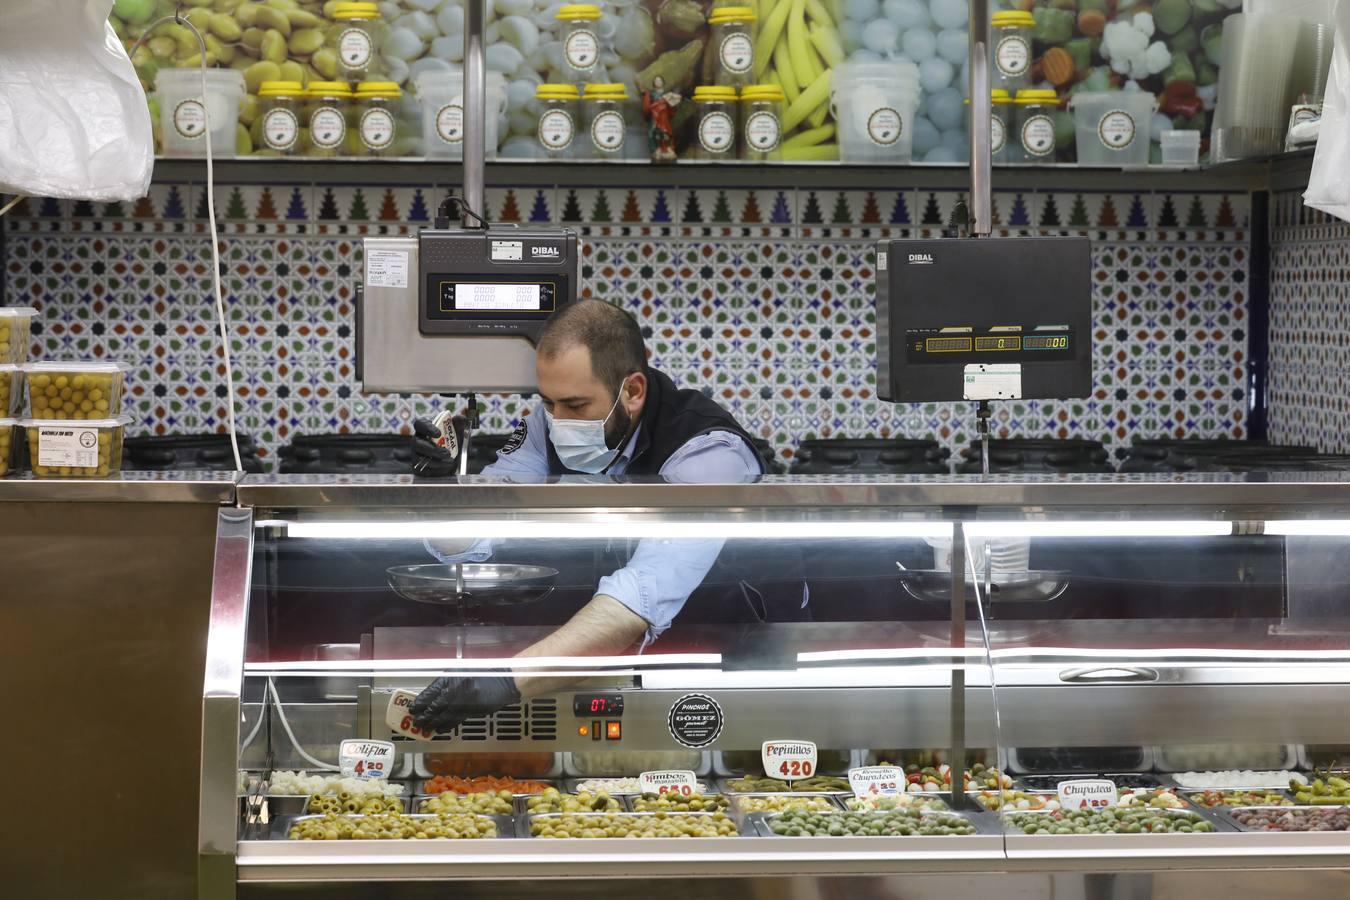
[0,470,239,503]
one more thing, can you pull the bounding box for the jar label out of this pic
[262,108,299,151]
[867,107,902,146]
[360,108,396,150]
[173,98,207,139]
[720,33,753,74]
[436,103,464,143]
[339,28,373,68]
[990,115,1006,154]
[564,29,599,70]
[591,109,625,152]
[995,35,1030,78]
[539,108,575,150]
[1021,113,1055,157]
[310,106,347,149]
[698,110,734,153]
[745,110,781,152]
[1097,109,1136,150]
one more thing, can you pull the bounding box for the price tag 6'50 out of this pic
[386,689,437,740]
[848,766,905,798]
[762,740,818,782]
[638,770,699,796]
[339,739,395,780]
[1057,778,1117,810]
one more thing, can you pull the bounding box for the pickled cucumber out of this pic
[417,791,513,815]
[726,775,851,793]
[289,812,498,840]
[767,808,975,837]
[530,812,738,838]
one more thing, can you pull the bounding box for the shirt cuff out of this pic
[595,568,668,646]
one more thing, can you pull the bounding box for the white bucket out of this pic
[414,70,508,160]
[830,60,921,163]
[1068,91,1156,166]
[153,68,245,158]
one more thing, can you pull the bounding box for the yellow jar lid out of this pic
[537,84,582,100]
[991,11,1036,28]
[694,86,738,102]
[740,85,785,102]
[964,89,1014,105]
[708,6,757,24]
[333,2,380,20]
[583,83,629,99]
[355,80,402,98]
[259,80,305,97]
[1015,89,1060,105]
[557,4,602,20]
[308,81,354,97]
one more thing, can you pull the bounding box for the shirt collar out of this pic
[606,424,642,473]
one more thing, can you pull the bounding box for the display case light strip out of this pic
[963,521,1233,538]
[272,520,953,540]
[1264,520,1350,536]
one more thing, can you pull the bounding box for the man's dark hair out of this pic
[537,300,648,394]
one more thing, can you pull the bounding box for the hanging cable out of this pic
[0,195,24,218]
[267,678,340,771]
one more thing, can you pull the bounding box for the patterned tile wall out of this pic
[1268,190,1350,453]
[3,184,1251,469]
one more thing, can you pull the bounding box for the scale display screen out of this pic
[906,329,1073,363]
[438,280,554,313]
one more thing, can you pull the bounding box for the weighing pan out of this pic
[896,569,1071,603]
[386,564,559,606]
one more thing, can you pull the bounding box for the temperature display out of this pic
[573,694,625,717]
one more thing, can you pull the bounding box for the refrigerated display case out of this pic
[202,474,1350,899]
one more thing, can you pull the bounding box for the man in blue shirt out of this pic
[409,300,767,734]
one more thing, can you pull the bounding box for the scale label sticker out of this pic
[37,426,101,468]
[339,739,395,779]
[877,251,887,270]
[849,766,905,798]
[668,693,724,748]
[963,363,1022,400]
[762,740,817,781]
[386,689,437,739]
[638,770,700,796]
[1058,779,1117,810]
[491,240,523,262]
[366,249,409,288]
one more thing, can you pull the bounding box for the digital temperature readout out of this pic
[573,694,625,717]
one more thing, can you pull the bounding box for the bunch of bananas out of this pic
[752,0,843,160]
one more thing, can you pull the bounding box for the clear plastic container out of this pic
[22,414,131,479]
[0,365,17,416]
[583,83,630,158]
[23,362,130,420]
[1015,89,1060,164]
[353,81,403,157]
[305,81,354,157]
[256,81,305,155]
[991,10,1035,92]
[965,90,1013,163]
[535,84,582,159]
[1161,129,1202,166]
[830,60,920,163]
[330,1,383,82]
[153,68,245,158]
[740,84,785,161]
[1068,90,1156,166]
[557,4,603,84]
[708,6,757,88]
[414,71,507,160]
[0,417,14,477]
[692,86,738,159]
[0,307,36,365]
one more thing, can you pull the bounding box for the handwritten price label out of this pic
[848,766,905,798]
[762,740,817,782]
[638,770,699,796]
[385,689,437,740]
[1057,779,1117,810]
[339,739,395,780]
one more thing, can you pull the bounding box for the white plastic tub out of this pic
[1068,91,1156,166]
[830,60,921,163]
[414,71,507,160]
[0,307,37,365]
[1160,129,1202,166]
[154,68,246,158]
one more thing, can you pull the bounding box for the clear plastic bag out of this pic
[0,0,152,201]
[1305,0,1350,222]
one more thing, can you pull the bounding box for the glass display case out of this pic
[202,474,1350,899]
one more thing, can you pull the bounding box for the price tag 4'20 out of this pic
[848,766,905,798]
[762,739,818,782]
[339,739,395,780]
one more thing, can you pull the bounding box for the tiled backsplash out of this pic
[3,182,1252,467]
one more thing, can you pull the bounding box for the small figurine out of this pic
[642,74,684,163]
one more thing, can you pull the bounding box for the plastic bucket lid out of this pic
[832,60,920,83]
[413,70,507,94]
[154,67,245,94]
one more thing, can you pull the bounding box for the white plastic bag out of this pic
[1306,0,1350,222]
[0,0,153,201]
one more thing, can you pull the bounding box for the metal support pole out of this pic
[968,0,992,238]
[462,0,487,227]
[949,521,966,809]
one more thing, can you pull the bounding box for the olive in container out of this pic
[0,417,16,477]
[23,361,129,420]
[0,365,18,416]
[0,307,37,365]
[22,414,130,478]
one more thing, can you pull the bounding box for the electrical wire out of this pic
[0,195,24,218]
[267,677,340,771]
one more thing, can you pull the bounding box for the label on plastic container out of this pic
[990,115,1006,154]
[638,770,700,796]
[963,363,1022,400]
[564,29,599,70]
[37,425,100,469]
[867,107,902,146]
[386,688,437,739]
[1097,110,1137,150]
[539,109,575,151]
[339,739,395,779]
[590,110,626,152]
[745,110,781,152]
[262,108,299,151]
[849,766,905,798]
[995,35,1030,78]
[360,108,396,151]
[309,107,347,149]
[339,28,373,68]
[1057,779,1117,810]
[762,740,817,781]
[698,111,734,153]
[436,103,465,143]
[1021,114,1055,157]
[719,33,753,74]
[173,99,207,140]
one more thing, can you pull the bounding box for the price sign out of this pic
[339,739,395,780]
[385,689,437,740]
[1057,779,1117,810]
[762,740,817,782]
[638,770,699,796]
[848,766,905,798]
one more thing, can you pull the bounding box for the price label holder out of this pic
[848,766,905,798]
[385,689,438,740]
[638,770,700,796]
[339,739,396,780]
[1057,778,1117,810]
[762,740,818,782]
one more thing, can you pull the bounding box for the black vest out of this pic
[544,367,766,476]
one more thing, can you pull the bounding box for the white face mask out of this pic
[545,379,630,474]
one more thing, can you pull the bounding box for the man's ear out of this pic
[625,370,648,411]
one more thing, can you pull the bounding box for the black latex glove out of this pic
[411,417,462,478]
[408,674,521,734]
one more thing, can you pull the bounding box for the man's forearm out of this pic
[512,594,649,697]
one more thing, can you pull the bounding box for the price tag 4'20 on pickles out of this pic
[848,766,905,798]
[762,739,818,782]
[339,739,395,780]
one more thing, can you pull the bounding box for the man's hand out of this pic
[408,674,520,734]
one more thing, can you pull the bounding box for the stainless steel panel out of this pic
[0,470,238,503]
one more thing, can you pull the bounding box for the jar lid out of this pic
[694,86,738,102]
[308,81,354,97]
[1015,89,1060,105]
[537,84,582,100]
[965,89,1014,105]
[991,11,1036,28]
[355,80,402,98]
[259,80,305,97]
[708,6,757,24]
[332,1,380,19]
[557,4,602,20]
[583,83,630,99]
[740,85,785,102]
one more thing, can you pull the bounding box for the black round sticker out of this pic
[668,693,724,748]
